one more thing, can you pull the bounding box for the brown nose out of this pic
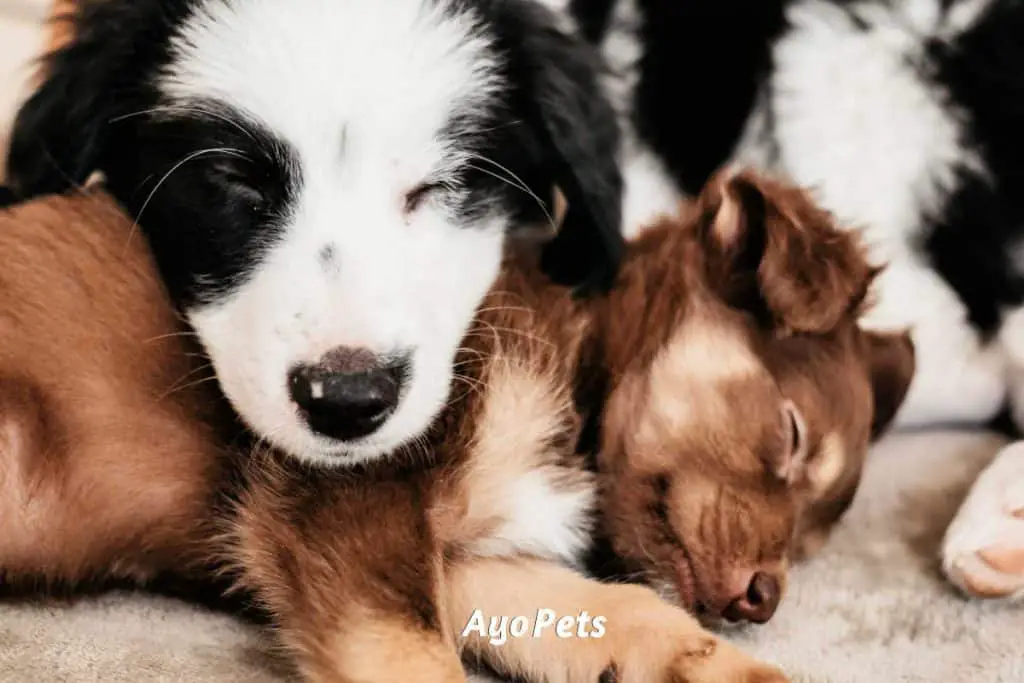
[721,571,781,624]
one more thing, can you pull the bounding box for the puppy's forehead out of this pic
[160,0,502,162]
[639,320,766,436]
[653,319,762,386]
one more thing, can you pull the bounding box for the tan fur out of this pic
[42,0,77,79]
[322,609,464,683]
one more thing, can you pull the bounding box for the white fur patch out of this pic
[161,0,508,465]
[620,147,685,238]
[766,0,977,260]
[859,260,1007,427]
[640,322,763,438]
[475,468,596,565]
[943,441,1024,601]
[466,363,595,565]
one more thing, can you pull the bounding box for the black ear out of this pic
[5,0,163,198]
[495,2,625,294]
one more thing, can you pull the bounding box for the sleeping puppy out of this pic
[581,172,915,622]
[6,0,624,468]
[0,171,911,681]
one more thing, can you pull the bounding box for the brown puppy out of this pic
[590,175,916,621]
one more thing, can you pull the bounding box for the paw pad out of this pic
[942,442,1024,600]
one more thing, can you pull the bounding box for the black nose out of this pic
[288,347,408,442]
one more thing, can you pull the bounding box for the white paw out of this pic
[942,441,1024,600]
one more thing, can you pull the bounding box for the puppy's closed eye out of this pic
[767,401,808,484]
[403,181,452,215]
[209,160,265,210]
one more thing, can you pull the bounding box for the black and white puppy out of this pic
[553,0,1024,603]
[6,0,624,467]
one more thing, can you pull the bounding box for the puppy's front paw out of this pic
[612,634,787,683]
[943,441,1024,600]
[665,638,788,683]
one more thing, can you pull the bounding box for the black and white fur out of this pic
[5,0,624,467]
[546,0,1024,600]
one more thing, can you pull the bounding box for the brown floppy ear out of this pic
[863,330,915,439]
[696,168,874,334]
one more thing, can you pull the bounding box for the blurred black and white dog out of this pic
[551,0,1024,603]
[5,0,625,467]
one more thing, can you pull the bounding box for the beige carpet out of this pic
[2,430,1023,683]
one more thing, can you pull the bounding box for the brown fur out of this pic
[0,168,913,682]
[0,190,228,589]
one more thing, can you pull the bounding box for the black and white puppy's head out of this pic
[7,0,622,466]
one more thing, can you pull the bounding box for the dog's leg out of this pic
[443,556,788,683]
[942,440,1024,601]
[859,258,1006,428]
[229,472,465,683]
[941,305,1024,600]
[291,605,467,683]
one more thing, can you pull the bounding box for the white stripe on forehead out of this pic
[635,321,764,443]
[654,320,762,384]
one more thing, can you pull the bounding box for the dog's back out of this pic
[0,190,225,588]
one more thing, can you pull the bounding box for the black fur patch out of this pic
[922,2,1024,336]
[0,186,17,208]
[628,0,789,194]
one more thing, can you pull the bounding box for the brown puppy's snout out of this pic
[288,347,409,442]
[719,569,783,624]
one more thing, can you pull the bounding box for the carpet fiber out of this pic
[2,430,1023,682]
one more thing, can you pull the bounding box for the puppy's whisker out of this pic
[157,366,217,401]
[466,163,556,232]
[466,153,557,230]
[473,305,534,316]
[110,105,259,144]
[143,329,200,345]
[124,147,249,255]
[449,373,488,404]
[464,322,555,349]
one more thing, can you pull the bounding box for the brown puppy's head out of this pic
[593,169,914,625]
